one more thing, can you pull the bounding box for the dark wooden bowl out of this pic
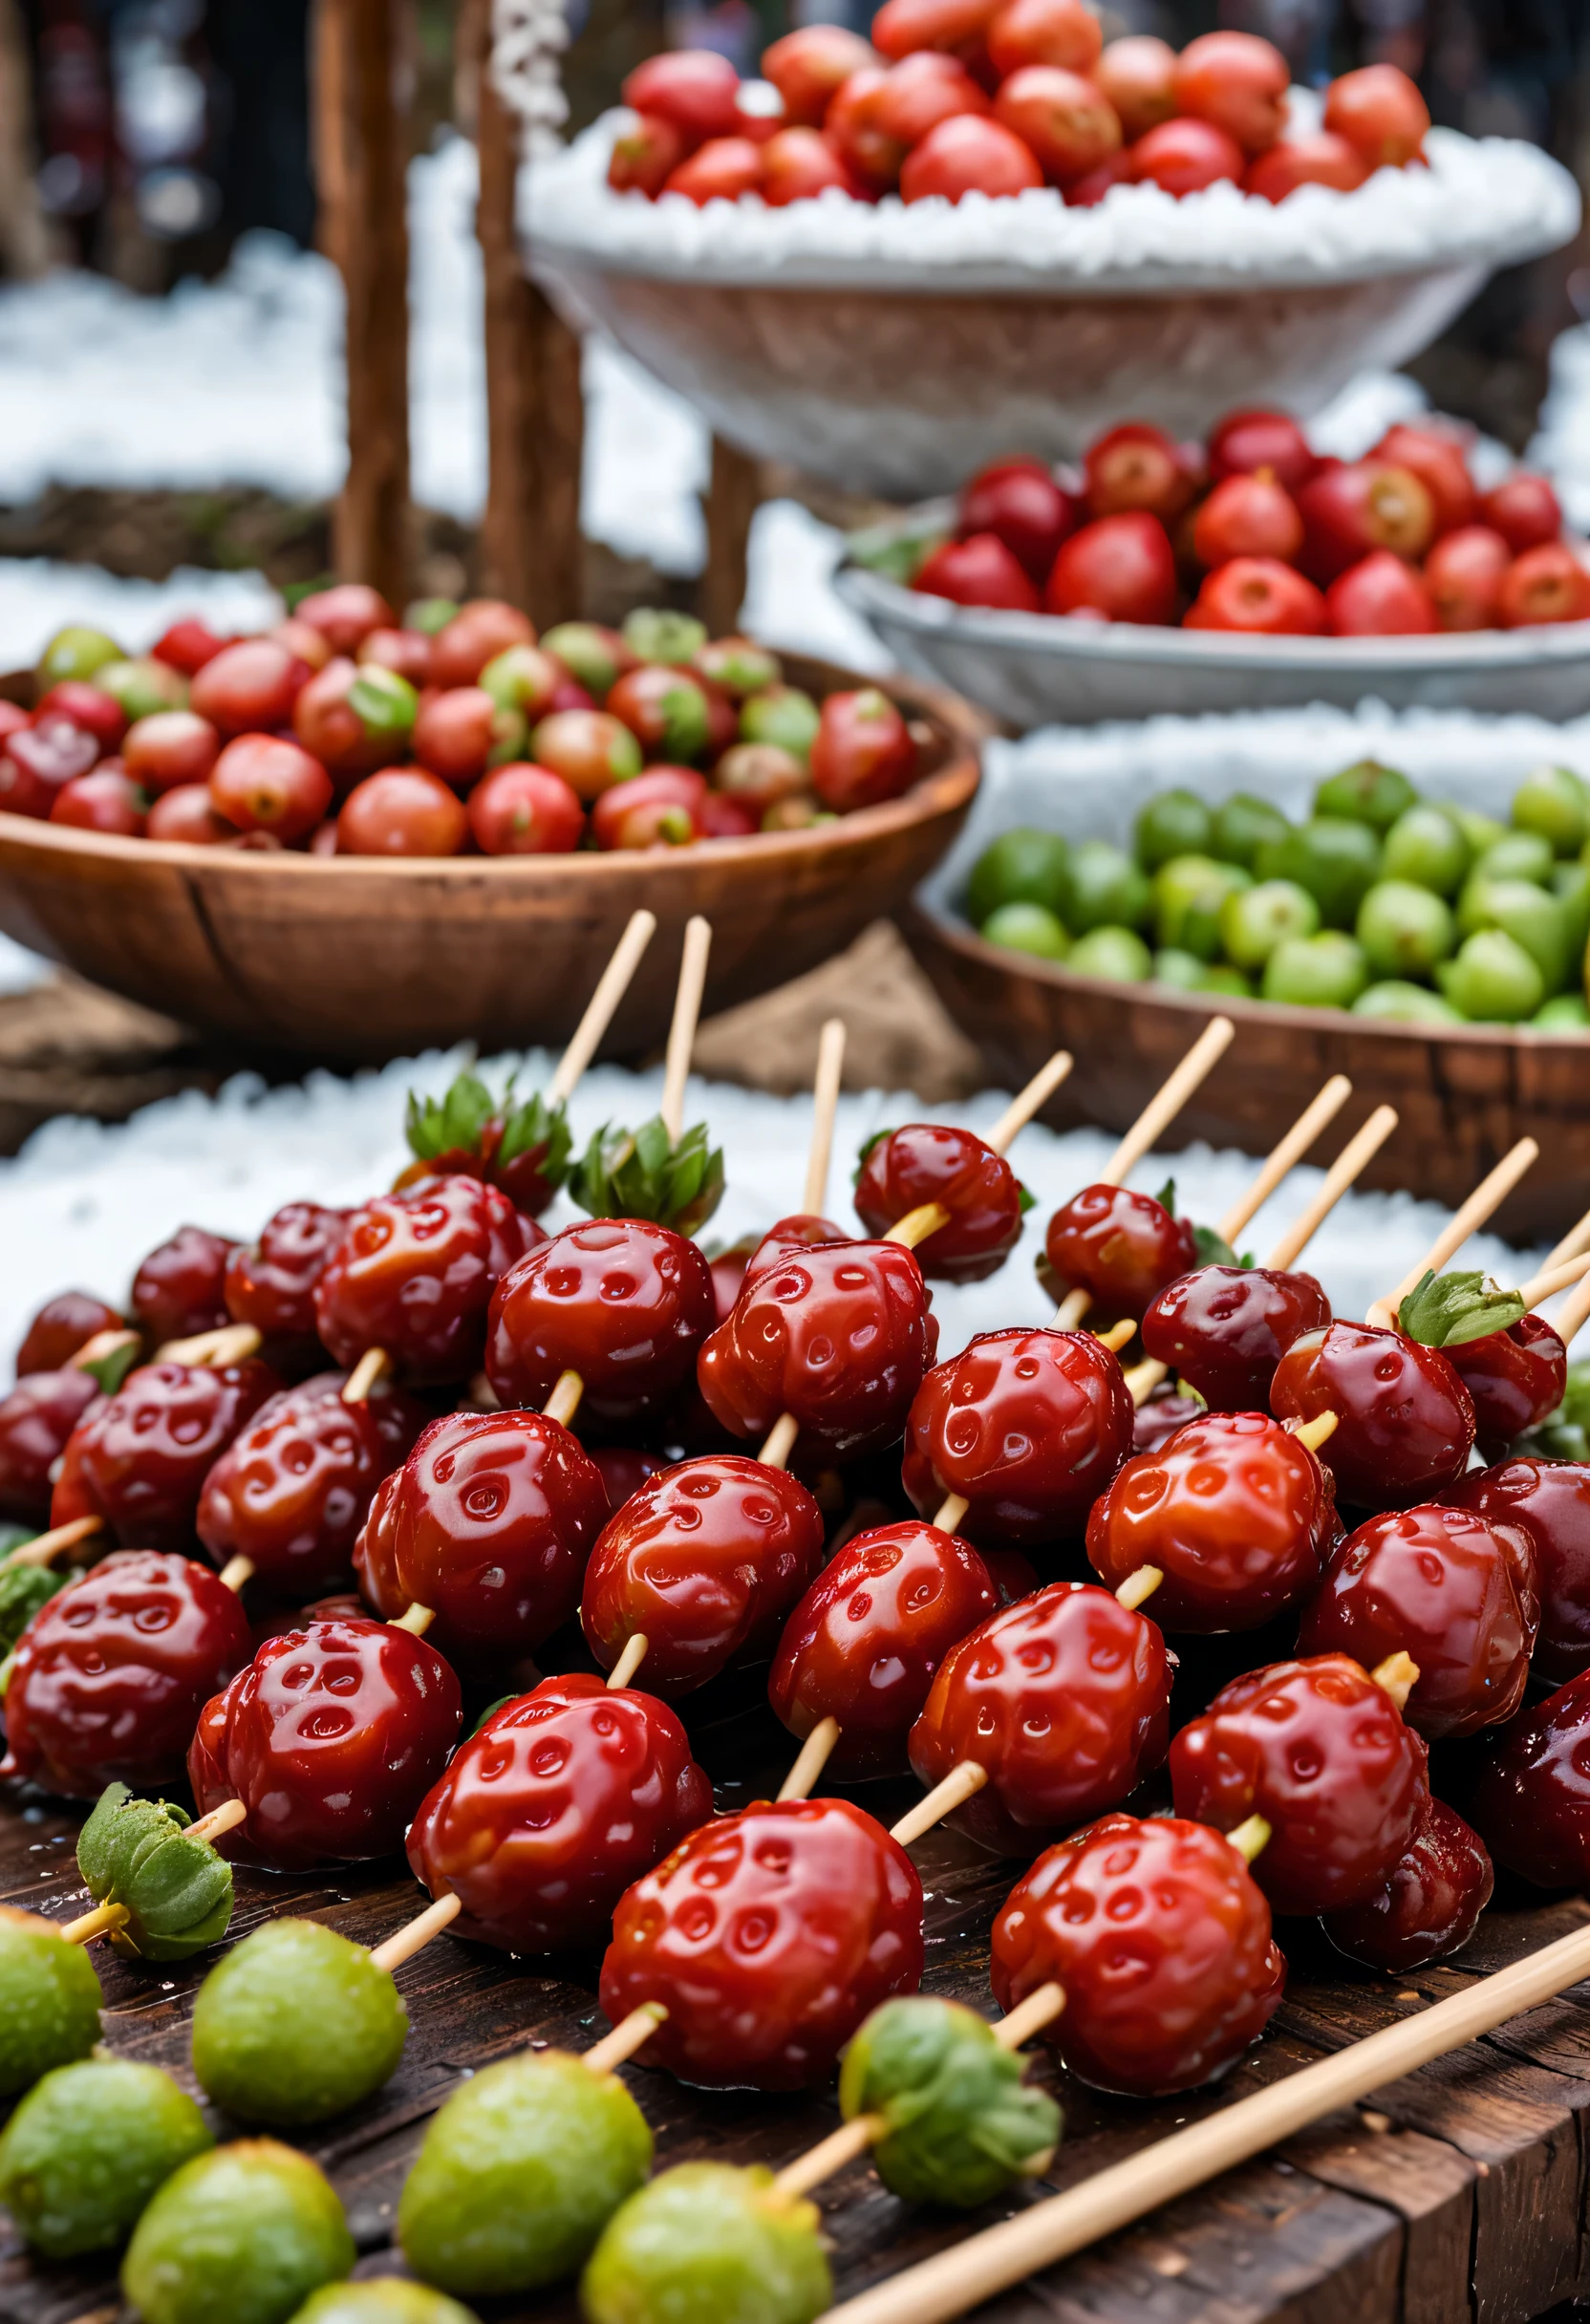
[907,896,1590,1244]
[0,657,983,1066]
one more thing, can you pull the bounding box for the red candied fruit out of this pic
[1044,1182,1195,1318]
[1141,1263,1331,1411]
[487,1218,716,1428]
[314,1175,541,1386]
[853,1122,1024,1283]
[1271,1320,1476,1509]
[1446,1458,1590,1684]
[1322,1796,1493,1972]
[52,1358,281,1550]
[1046,512,1178,624]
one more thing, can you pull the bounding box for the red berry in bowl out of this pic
[1424,525,1512,631]
[762,25,878,126]
[357,627,434,686]
[1326,550,1438,635]
[468,762,585,854]
[293,582,395,657]
[1065,149,1134,205]
[607,108,688,192]
[762,125,863,203]
[662,137,766,204]
[1374,422,1477,536]
[871,0,1001,61]
[986,0,1101,79]
[414,685,522,785]
[1192,471,1303,566]
[871,52,989,147]
[1297,458,1436,582]
[994,66,1119,185]
[899,113,1043,201]
[430,599,536,689]
[1171,30,1290,155]
[0,717,100,818]
[1479,472,1561,552]
[1322,62,1429,168]
[1243,131,1367,201]
[152,617,229,675]
[1085,420,1200,523]
[123,708,221,794]
[1185,554,1326,633]
[913,533,1042,611]
[147,784,231,844]
[622,48,741,143]
[1129,116,1246,196]
[1093,33,1175,140]
[51,767,146,836]
[827,67,901,190]
[809,687,915,809]
[337,768,467,856]
[1498,542,1590,627]
[1209,406,1318,491]
[1046,511,1177,623]
[591,766,708,850]
[190,638,310,736]
[210,735,333,842]
[34,680,126,752]
[958,456,1076,582]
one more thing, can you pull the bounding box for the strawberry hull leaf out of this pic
[571,1115,725,1238]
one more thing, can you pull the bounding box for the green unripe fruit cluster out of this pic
[191,1918,407,2125]
[838,1995,1062,2208]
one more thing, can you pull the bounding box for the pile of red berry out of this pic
[901,410,1579,637]
[0,593,921,855]
[608,12,1429,212]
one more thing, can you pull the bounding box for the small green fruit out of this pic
[1381,803,1470,897]
[1134,786,1214,872]
[0,2057,211,2257]
[740,685,821,764]
[1261,932,1370,1011]
[121,2140,355,2324]
[1512,763,1590,856]
[981,901,1070,960]
[1351,980,1466,1025]
[838,1995,1061,2208]
[1533,993,1590,1031]
[1064,839,1153,936]
[1151,853,1251,959]
[1355,880,1455,979]
[1312,758,1418,833]
[1219,878,1320,971]
[967,827,1069,924]
[0,1906,102,2098]
[1067,925,1151,981]
[1209,791,1289,872]
[36,625,123,686]
[1151,947,1206,990]
[620,608,707,666]
[1438,930,1545,1022]
[1255,817,1382,931]
[580,2163,830,2324]
[191,1919,407,2125]
[1474,830,1555,887]
[289,2283,480,2324]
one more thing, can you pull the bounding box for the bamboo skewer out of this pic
[547,909,657,1106]
[983,1052,1073,1158]
[1261,1105,1400,1271]
[157,1322,263,1368]
[583,2002,667,2076]
[1542,1196,1590,1277]
[367,1891,462,1972]
[606,1633,650,1691]
[803,1020,847,1218]
[777,1716,842,1802]
[61,1797,250,1946]
[1556,1265,1590,1349]
[1365,1136,1539,1329]
[659,916,712,1149]
[1,1514,102,1569]
[1519,1251,1590,1309]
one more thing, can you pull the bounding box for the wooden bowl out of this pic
[908,897,1590,1244]
[0,657,984,1066]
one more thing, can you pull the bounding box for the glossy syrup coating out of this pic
[1442,1313,1566,1456]
[991,1813,1284,2096]
[1169,1653,1428,1914]
[591,1445,664,1512]
[1086,1410,1336,1633]
[599,1797,924,2091]
[356,1409,610,1660]
[902,1328,1132,1548]
[187,1616,462,1871]
[406,1674,714,1953]
[742,1216,848,1283]
[1132,1386,1206,1455]
[0,1552,253,1798]
[130,1226,238,1345]
[1297,1501,1538,1738]
[15,1291,124,1375]
[1043,1185,1197,1319]
[1322,1795,1493,1971]
[224,1202,352,1353]
[1470,1668,1590,1888]
[1446,1458,1590,1683]
[768,1520,998,1777]
[1141,1264,1331,1411]
[853,1124,1024,1283]
[315,1175,543,1386]
[698,1239,936,1461]
[198,1373,428,1598]
[485,1218,716,1429]
[908,1581,1173,1857]
[1270,1322,1475,1509]
[581,1454,826,1696]
[51,1359,282,1550]
[0,1367,100,1523]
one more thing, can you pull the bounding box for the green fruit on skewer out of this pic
[0,1905,103,2098]
[75,1781,235,1962]
[121,2141,355,2324]
[191,1918,409,2125]
[0,2057,211,2257]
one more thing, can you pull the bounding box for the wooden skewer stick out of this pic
[760,1412,801,1472]
[1518,1251,1590,1309]
[1555,1265,1590,1349]
[814,1918,1590,2324]
[890,1762,987,1847]
[1093,1319,1136,1355]
[1371,1650,1420,1711]
[777,1716,842,1802]
[1365,1135,1539,1329]
[1291,1411,1339,1453]
[342,1346,393,1406]
[71,1326,141,1373]
[930,1492,970,1536]
[1544,1197,1590,1277]
[60,1901,130,1946]
[544,1370,584,1429]
[584,2001,667,2076]
[1114,1564,1163,1612]
[217,1555,255,1594]
[1261,1104,1399,1271]
[547,908,658,1107]
[887,1202,952,1252]
[157,1322,263,1368]
[983,1051,1073,1159]
[660,915,713,1148]
[187,1797,247,1846]
[392,1603,437,1637]
[367,1890,462,1973]
[607,1632,650,1691]
[803,1019,848,1217]
[2,1514,102,1569]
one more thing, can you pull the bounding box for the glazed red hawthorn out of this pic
[1065,150,1134,205]
[591,766,707,850]
[413,686,518,785]
[986,0,1100,80]
[870,0,999,60]
[152,617,229,676]
[582,1452,826,1694]
[1171,31,1288,155]
[1441,1312,1566,1454]
[468,762,585,854]
[122,709,221,795]
[1092,34,1176,141]
[487,1217,716,1427]
[663,137,765,204]
[187,1616,462,1871]
[1326,551,1438,636]
[0,1366,101,1522]
[992,1813,1283,2094]
[809,687,915,810]
[430,600,537,691]
[1142,1263,1330,1410]
[0,1551,253,1798]
[1130,117,1245,196]
[698,1237,935,1459]
[1209,407,1318,491]
[1271,1321,1476,1508]
[271,616,333,674]
[1046,511,1178,623]
[291,657,404,783]
[995,66,1119,185]
[356,1408,608,1659]
[742,1215,848,1282]
[292,582,392,656]
[51,1358,280,1549]
[600,1797,924,2090]
[1470,1667,1590,1886]
[337,768,467,856]
[1425,525,1512,631]
[189,638,310,736]
[762,25,878,124]
[1322,62,1429,168]
[769,1518,997,1775]
[1446,1458,1590,1683]
[900,115,1043,203]
[147,785,230,844]
[16,1289,123,1375]
[1297,460,1435,584]
[621,48,741,143]
[853,1122,1023,1282]
[958,456,1076,583]
[1170,1652,1428,1913]
[224,1200,351,1352]
[908,1580,1172,1854]
[1044,1183,1196,1318]
[35,681,126,751]
[406,1675,713,1953]
[1498,543,1590,627]
[1322,1795,1493,1971]
[1374,423,1477,535]
[872,52,989,149]
[1244,132,1368,201]
[827,66,901,189]
[1084,422,1199,524]
[132,1223,237,1345]
[0,717,100,819]
[903,1327,1134,1544]
[356,627,434,687]
[761,125,863,204]
[316,1175,539,1386]
[52,768,145,836]
[1185,556,1327,634]
[913,533,1041,612]
[606,664,711,762]
[1479,473,1562,553]
[209,735,332,842]
[1192,472,1304,568]
[1299,1500,1538,1738]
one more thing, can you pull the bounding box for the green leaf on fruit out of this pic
[349,670,418,736]
[77,1333,142,1394]
[1156,1178,1177,1218]
[1398,1267,1527,1349]
[1017,1181,1035,1216]
[76,1781,234,1961]
[496,1085,572,1190]
[853,1128,894,1186]
[0,1560,66,1659]
[571,1115,725,1238]
[1192,1224,1251,1268]
[847,523,951,586]
[406,1070,497,1162]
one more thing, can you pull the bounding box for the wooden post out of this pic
[0,0,49,279]
[317,0,414,609]
[702,436,761,636]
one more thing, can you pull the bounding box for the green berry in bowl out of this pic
[1351,980,1467,1024]
[1255,817,1381,931]
[1533,993,1590,1030]
[1355,880,1456,980]
[981,901,1070,959]
[1261,932,1370,1011]
[1062,839,1152,935]
[967,828,1069,924]
[1457,875,1571,994]
[1438,930,1546,1022]
[1219,877,1320,971]
[1474,829,1556,887]
[1151,946,1207,990]
[1134,786,1213,872]
[1197,962,1255,998]
[1313,758,1417,833]
[1068,926,1152,981]
[1381,803,1470,896]
[1151,853,1251,960]
[1511,763,1590,856]
[740,685,821,764]
[1210,791,1288,872]
[0,2057,212,2258]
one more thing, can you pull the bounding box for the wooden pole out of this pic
[702,438,762,637]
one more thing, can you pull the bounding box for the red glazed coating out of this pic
[131,1226,239,1345]
[1141,1265,1331,1412]
[768,1519,998,1776]
[1086,1410,1336,1633]
[51,1359,282,1550]
[698,1239,936,1460]
[315,1175,542,1386]
[1297,1501,1538,1739]
[1044,1185,1196,1319]
[485,1219,716,1428]
[15,1291,124,1376]
[902,1328,1132,1547]
[852,1124,1024,1283]
[198,1373,427,1598]
[0,1367,100,1523]
[1132,1387,1206,1455]
[581,1454,825,1696]
[1271,1322,1475,1509]
[591,1445,664,1512]
[0,1552,253,1798]
[224,1202,352,1347]
[187,1616,462,1870]
[1470,1669,1590,1888]
[1169,1653,1427,1913]
[991,1813,1284,2095]
[908,1581,1173,1856]
[1441,1314,1566,1455]
[1446,1458,1590,1683]
[1322,1795,1493,1972]
[357,1409,609,1660]
[599,1797,924,2090]
[406,1674,714,1953]
[742,1216,848,1283]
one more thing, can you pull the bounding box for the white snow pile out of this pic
[528,117,1579,293]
